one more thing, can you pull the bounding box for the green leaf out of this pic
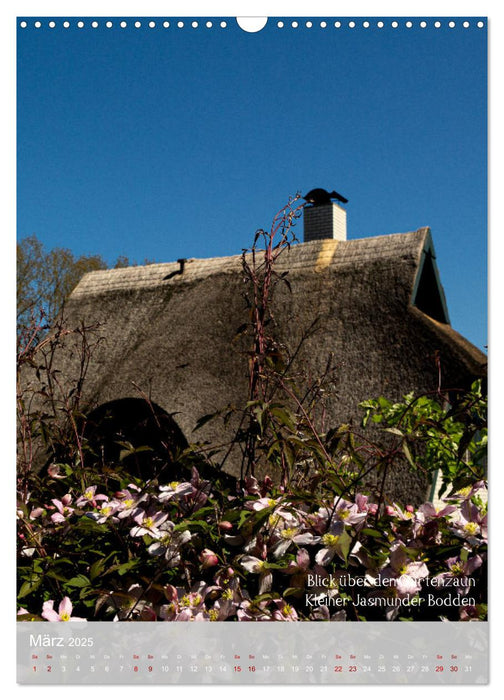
[18,577,42,598]
[66,574,92,588]
[283,587,304,598]
[385,427,404,436]
[89,559,106,581]
[402,441,416,468]
[338,530,352,565]
[360,528,384,538]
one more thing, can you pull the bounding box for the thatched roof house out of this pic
[55,201,486,504]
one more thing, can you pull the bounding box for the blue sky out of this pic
[17,15,487,350]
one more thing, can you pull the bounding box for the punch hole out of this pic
[92,21,99,28]
[49,21,55,28]
[320,21,327,28]
[220,21,227,28]
[20,21,27,28]
[206,21,213,28]
[277,21,284,28]
[237,17,268,33]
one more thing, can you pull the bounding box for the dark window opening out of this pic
[84,398,188,482]
[413,252,449,323]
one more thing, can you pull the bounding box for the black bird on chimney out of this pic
[303,188,348,206]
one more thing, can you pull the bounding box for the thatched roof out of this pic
[59,227,486,504]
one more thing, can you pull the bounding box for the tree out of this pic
[17,234,137,331]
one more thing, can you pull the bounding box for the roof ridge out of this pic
[70,229,430,298]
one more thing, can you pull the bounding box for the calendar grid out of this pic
[17,621,488,684]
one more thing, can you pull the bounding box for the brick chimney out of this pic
[303,201,347,242]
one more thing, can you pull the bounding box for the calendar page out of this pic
[16,4,488,685]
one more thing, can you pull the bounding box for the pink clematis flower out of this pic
[147,520,191,564]
[379,542,429,597]
[86,500,120,524]
[130,508,169,538]
[50,494,74,523]
[431,554,483,594]
[417,502,458,521]
[314,521,346,566]
[75,485,108,509]
[42,597,86,622]
[240,555,273,594]
[199,548,219,569]
[270,524,319,559]
[115,486,147,519]
[450,500,487,544]
[158,481,193,503]
[272,599,299,621]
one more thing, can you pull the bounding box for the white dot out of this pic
[34,21,41,28]
[49,21,55,28]
[106,21,113,28]
[220,21,227,28]
[177,21,184,28]
[435,21,441,28]
[292,21,298,28]
[306,21,312,28]
[363,21,370,28]
[335,21,341,28]
[20,21,27,28]
[92,21,98,28]
[135,21,141,28]
[463,21,470,28]
[420,21,427,28]
[349,21,355,28]
[206,21,212,28]
[377,21,384,28]
[277,21,284,28]
[320,21,327,28]
[77,21,84,28]
[449,21,455,28]
[192,21,198,28]
[392,21,398,28]
[121,21,127,28]
[478,21,484,28]
[149,21,155,28]
[163,21,170,28]
[406,21,412,28]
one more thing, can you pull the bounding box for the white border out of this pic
[4,1,501,698]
